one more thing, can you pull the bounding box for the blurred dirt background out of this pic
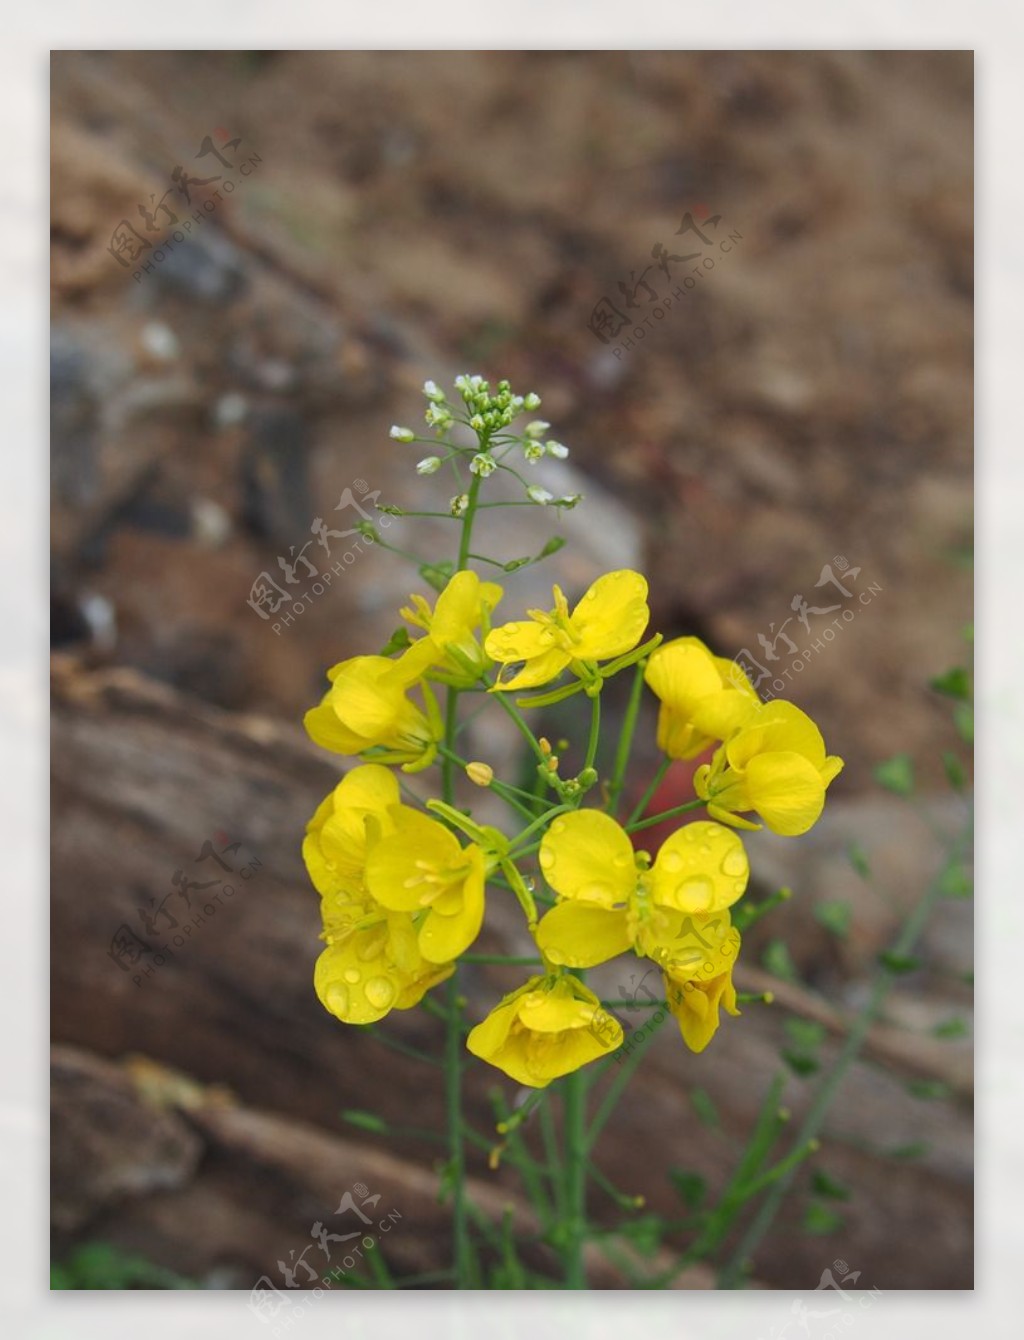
[50,51,973,1290]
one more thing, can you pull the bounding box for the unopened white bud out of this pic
[389,425,415,443]
[417,456,442,475]
[423,380,444,402]
[546,440,569,460]
[524,420,550,439]
[527,486,554,505]
[524,392,542,410]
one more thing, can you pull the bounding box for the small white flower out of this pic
[417,456,442,475]
[469,414,486,432]
[425,405,452,428]
[523,441,545,463]
[470,453,497,478]
[423,379,444,402]
[546,440,569,460]
[524,420,550,439]
[450,493,470,517]
[389,425,415,443]
[524,392,542,411]
[527,485,554,505]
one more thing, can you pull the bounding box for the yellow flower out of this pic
[534,809,749,969]
[694,700,844,836]
[644,636,759,760]
[466,974,623,1087]
[401,569,504,687]
[485,569,650,692]
[302,764,399,902]
[314,916,453,1025]
[303,647,440,771]
[365,806,487,962]
[663,924,741,1052]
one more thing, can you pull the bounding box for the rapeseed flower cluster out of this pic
[301,377,842,1086]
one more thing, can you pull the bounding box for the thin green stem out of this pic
[626,797,705,835]
[561,1069,589,1287]
[626,757,671,826]
[583,691,602,776]
[607,661,647,817]
[461,953,545,967]
[717,820,974,1288]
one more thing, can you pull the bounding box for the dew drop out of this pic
[721,849,747,877]
[734,880,746,896]
[343,968,361,985]
[676,875,714,908]
[581,880,615,902]
[661,851,684,874]
[551,819,567,836]
[539,848,555,870]
[326,983,350,1016]
[364,976,396,1010]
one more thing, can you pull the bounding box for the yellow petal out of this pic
[303,695,369,754]
[650,821,749,913]
[535,902,633,967]
[491,647,572,692]
[745,752,826,836]
[570,570,650,660]
[365,807,463,910]
[539,810,636,905]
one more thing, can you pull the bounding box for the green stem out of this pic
[626,757,671,826]
[607,661,647,817]
[461,953,545,966]
[440,470,484,1290]
[583,690,602,775]
[626,797,705,835]
[717,822,974,1288]
[562,1068,589,1287]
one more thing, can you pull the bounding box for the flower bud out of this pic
[450,493,470,518]
[423,379,445,402]
[466,762,494,788]
[416,456,442,475]
[470,453,497,478]
[524,392,542,410]
[389,425,415,442]
[527,485,554,505]
[546,440,569,460]
[524,420,550,439]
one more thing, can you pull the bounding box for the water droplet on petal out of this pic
[326,983,350,1016]
[551,819,567,836]
[343,968,361,984]
[661,851,684,874]
[364,976,396,1010]
[676,875,714,909]
[581,880,615,902]
[721,849,747,878]
[734,879,746,896]
[539,848,555,870]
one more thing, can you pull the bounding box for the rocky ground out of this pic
[50,51,972,1289]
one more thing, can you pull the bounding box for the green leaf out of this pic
[782,1050,821,1078]
[815,901,852,938]
[802,1203,844,1236]
[939,858,973,899]
[953,701,973,744]
[811,1169,851,1201]
[419,561,454,593]
[762,939,800,984]
[906,1079,951,1101]
[932,1017,969,1040]
[941,751,967,790]
[784,1018,827,1051]
[689,1087,720,1129]
[874,753,915,796]
[929,667,970,700]
[847,844,871,880]
[379,626,412,656]
[878,951,921,974]
[668,1169,707,1211]
[342,1108,390,1134]
[889,1140,929,1160]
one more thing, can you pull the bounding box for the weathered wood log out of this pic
[51,654,971,1288]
